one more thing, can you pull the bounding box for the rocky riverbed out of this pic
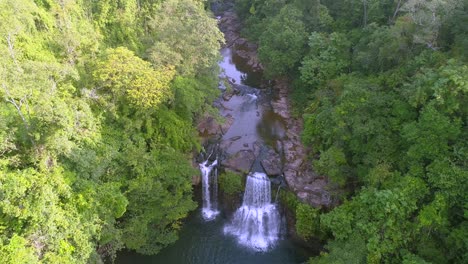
[196,4,332,209]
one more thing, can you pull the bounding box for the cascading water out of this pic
[200,159,219,221]
[224,172,281,251]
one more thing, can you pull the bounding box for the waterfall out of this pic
[200,159,219,221]
[224,172,281,251]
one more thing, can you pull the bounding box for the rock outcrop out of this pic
[221,149,255,173]
[197,114,235,137]
[195,5,332,209]
[272,79,332,207]
[260,148,282,176]
[218,11,263,72]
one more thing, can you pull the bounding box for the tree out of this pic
[94,47,175,109]
[147,0,224,75]
[401,0,463,49]
[300,32,351,87]
[0,0,222,262]
[258,4,307,77]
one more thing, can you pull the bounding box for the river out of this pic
[115,31,314,264]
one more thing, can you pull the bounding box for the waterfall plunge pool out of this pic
[115,37,317,263]
[115,190,311,264]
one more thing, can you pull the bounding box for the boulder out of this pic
[220,114,235,134]
[191,161,201,185]
[235,38,247,46]
[197,116,220,136]
[261,149,282,176]
[223,90,235,101]
[221,150,255,173]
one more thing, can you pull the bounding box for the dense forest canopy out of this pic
[1,0,467,263]
[0,0,223,262]
[235,0,467,263]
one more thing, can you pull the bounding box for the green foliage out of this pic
[258,4,307,77]
[94,47,175,109]
[172,76,220,122]
[309,235,367,264]
[300,32,351,87]
[279,188,301,211]
[147,0,224,76]
[0,0,223,262]
[295,203,321,240]
[121,150,197,254]
[238,0,468,262]
[321,177,430,263]
[0,167,101,263]
[0,235,38,264]
[313,146,348,187]
[352,20,416,73]
[218,171,244,195]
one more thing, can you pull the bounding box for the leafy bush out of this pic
[218,171,244,195]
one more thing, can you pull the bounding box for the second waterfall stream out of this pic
[199,159,219,221]
[224,172,281,251]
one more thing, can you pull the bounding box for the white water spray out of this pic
[200,159,219,221]
[224,172,281,251]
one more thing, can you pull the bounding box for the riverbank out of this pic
[207,3,332,209]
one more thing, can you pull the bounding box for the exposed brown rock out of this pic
[220,114,235,134]
[202,6,333,208]
[261,148,282,176]
[197,116,220,136]
[221,150,255,173]
[271,77,332,208]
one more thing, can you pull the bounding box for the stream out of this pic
[115,32,314,264]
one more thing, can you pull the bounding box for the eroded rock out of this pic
[221,150,255,173]
[220,114,235,134]
[261,149,282,176]
[197,116,220,136]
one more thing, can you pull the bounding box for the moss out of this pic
[296,203,320,240]
[279,189,328,241]
[223,78,233,93]
[218,171,243,195]
[279,189,300,211]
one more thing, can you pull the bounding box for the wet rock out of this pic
[235,38,247,46]
[223,90,234,101]
[218,9,263,72]
[233,49,263,71]
[197,113,235,137]
[191,160,202,185]
[298,179,331,208]
[221,150,255,173]
[192,174,201,185]
[220,114,235,134]
[229,135,241,141]
[284,169,298,187]
[275,140,283,154]
[245,42,257,50]
[219,140,233,150]
[235,49,249,59]
[261,149,282,176]
[271,97,290,119]
[253,141,262,158]
[197,116,220,135]
[214,7,334,209]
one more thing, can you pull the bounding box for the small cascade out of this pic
[274,185,281,203]
[224,172,281,251]
[199,159,219,221]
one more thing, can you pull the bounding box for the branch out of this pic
[6,33,21,71]
[392,0,403,22]
[2,83,34,144]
